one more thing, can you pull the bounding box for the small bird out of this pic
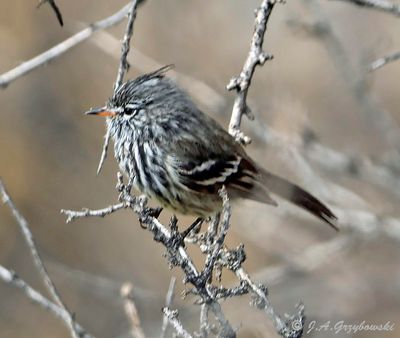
[86,66,337,230]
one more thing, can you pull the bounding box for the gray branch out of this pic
[0,180,88,338]
[227,0,275,144]
[0,265,90,338]
[369,50,400,71]
[330,0,400,16]
[160,277,177,338]
[162,308,193,338]
[0,3,134,89]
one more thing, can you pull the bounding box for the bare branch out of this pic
[160,277,177,338]
[0,3,132,89]
[369,50,400,71]
[0,179,82,338]
[162,308,193,338]
[329,0,400,17]
[37,0,64,26]
[61,203,126,223]
[98,0,141,175]
[0,265,91,338]
[227,0,275,144]
[121,283,146,338]
[114,0,140,91]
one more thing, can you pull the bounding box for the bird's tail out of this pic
[258,168,338,230]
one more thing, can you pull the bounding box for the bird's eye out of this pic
[124,108,137,116]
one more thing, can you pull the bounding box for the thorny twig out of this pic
[97,0,141,175]
[0,265,90,338]
[37,0,64,26]
[160,277,177,338]
[121,283,146,338]
[227,0,275,145]
[0,180,85,338]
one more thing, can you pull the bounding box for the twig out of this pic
[0,265,90,338]
[97,0,141,175]
[369,50,400,71]
[0,180,84,338]
[61,202,126,223]
[226,0,275,145]
[0,3,132,89]
[235,268,305,338]
[162,308,193,338]
[121,282,146,338]
[329,0,400,17]
[114,0,139,91]
[160,277,177,338]
[37,0,64,26]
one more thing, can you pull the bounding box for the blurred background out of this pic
[1,0,400,337]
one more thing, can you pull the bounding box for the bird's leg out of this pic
[181,217,204,240]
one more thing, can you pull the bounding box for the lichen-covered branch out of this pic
[369,50,400,71]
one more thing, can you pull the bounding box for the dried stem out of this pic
[227,0,275,144]
[0,180,84,338]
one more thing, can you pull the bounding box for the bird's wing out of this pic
[167,136,277,205]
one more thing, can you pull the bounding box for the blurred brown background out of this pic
[1,0,400,337]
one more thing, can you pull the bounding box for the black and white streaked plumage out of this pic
[86,65,338,230]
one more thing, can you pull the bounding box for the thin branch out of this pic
[37,0,64,26]
[0,180,81,338]
[98,0,141,175]
[329,0,400,17]
[61,202,126,223]
[0,265,90,338]
[0,3,133,89]
[227,0,275,144]
[162,308,193,338]
[114,0,139,91]
[121,282,146,338]
[369,50,400,71]
[160,277,177,338]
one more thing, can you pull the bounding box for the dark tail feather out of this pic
[259,169,338,230]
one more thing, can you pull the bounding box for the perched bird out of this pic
[86,65,337,230]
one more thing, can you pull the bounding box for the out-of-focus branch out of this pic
[0,180,86,338]
[162,308,193,338]
[121,283,146,338]
[0,2,139,89]
[37,0,64,26]
[329,0,400,17]
[300,0,400,150]
[160,277,176,338]
[227,0,275,145]
[0,265,90,338]
[369,50,400,71]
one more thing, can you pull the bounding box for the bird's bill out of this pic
[85,106,118,117]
